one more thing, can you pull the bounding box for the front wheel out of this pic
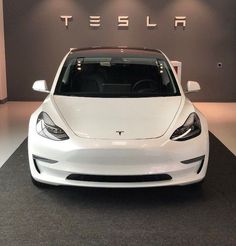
[188,178,205,189]
[31,176,53,188]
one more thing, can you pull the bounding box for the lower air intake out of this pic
[66,173,172,183]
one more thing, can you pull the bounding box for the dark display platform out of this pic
[0,133,236,245]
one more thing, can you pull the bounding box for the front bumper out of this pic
[28,128,209,188]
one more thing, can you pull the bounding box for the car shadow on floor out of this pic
[40,182,207,209]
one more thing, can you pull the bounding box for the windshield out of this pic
[54,57,180,97]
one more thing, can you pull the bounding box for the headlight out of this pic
[170,112,201,141]
[36,112,69,141]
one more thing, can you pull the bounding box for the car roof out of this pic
[68,47,166,59]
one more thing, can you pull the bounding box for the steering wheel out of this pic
[132,79,157,93]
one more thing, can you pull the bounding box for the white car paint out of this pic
[53,96,182,139]
[28,47,209,188]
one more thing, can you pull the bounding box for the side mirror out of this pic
[186,81,201,93]
[32,80,49,93]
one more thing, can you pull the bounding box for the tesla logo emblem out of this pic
[116,131,124,136]
[60,15,187,29]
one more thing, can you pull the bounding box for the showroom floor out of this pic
[0,102,40,167]
[0,102,235,168]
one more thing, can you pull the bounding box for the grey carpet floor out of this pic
[0,133,236,246]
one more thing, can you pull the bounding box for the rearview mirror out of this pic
[32,80,49,93]
[186,81,201,93]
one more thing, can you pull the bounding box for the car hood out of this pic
[53,95,182,140]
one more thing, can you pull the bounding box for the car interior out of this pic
[57,60,177,96]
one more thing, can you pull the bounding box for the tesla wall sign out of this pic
[60,16,187,29]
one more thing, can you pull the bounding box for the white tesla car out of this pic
[28,47,209,188]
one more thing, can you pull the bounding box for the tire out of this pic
[31,176,52,188]
[189,179,205,188]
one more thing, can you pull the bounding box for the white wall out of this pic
[0,0,7,102]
